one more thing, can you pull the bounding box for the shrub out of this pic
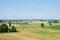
[49,22,52,26]
[48,21,50,23]
[48,21,52,26]
[0,24,8,32]
[0,20,2,23]
[25,22,29,24]
[30,21,32,23]
[8,22,11,27]
[9,26,17,32]
[41,23,44,27]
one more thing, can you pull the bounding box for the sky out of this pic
[0,0,60,20]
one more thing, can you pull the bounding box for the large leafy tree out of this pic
[0,24,8,32]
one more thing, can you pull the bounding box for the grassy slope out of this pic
[0,23,60,40]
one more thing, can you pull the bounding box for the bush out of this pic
[41,23,44,27]
[8,22,11,27]
[9,26,17,32]
[0,24,8,32]
[0,20,2,23]
[49,22,52,26]
[48,21,52,26]
[25,22,29,24]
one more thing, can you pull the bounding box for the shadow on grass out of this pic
[0,31,19,34]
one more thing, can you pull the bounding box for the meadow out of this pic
[0,21,60,40]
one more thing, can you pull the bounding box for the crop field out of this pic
[0,22,60,40]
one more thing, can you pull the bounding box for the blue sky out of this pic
[0,0,60,19]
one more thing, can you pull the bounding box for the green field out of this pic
[0,23,60,40]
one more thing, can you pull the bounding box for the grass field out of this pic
[0,23,60,40]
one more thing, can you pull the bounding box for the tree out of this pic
[0,20,2,23]
[41,23,44,27]
[49,22,52,26]
[9,26,17,32]
[8,22,11,27]
[25,22,29,24]
[0,24,8,32]
[48,21,52,26]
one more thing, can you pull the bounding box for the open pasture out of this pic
[0,22,60,40]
